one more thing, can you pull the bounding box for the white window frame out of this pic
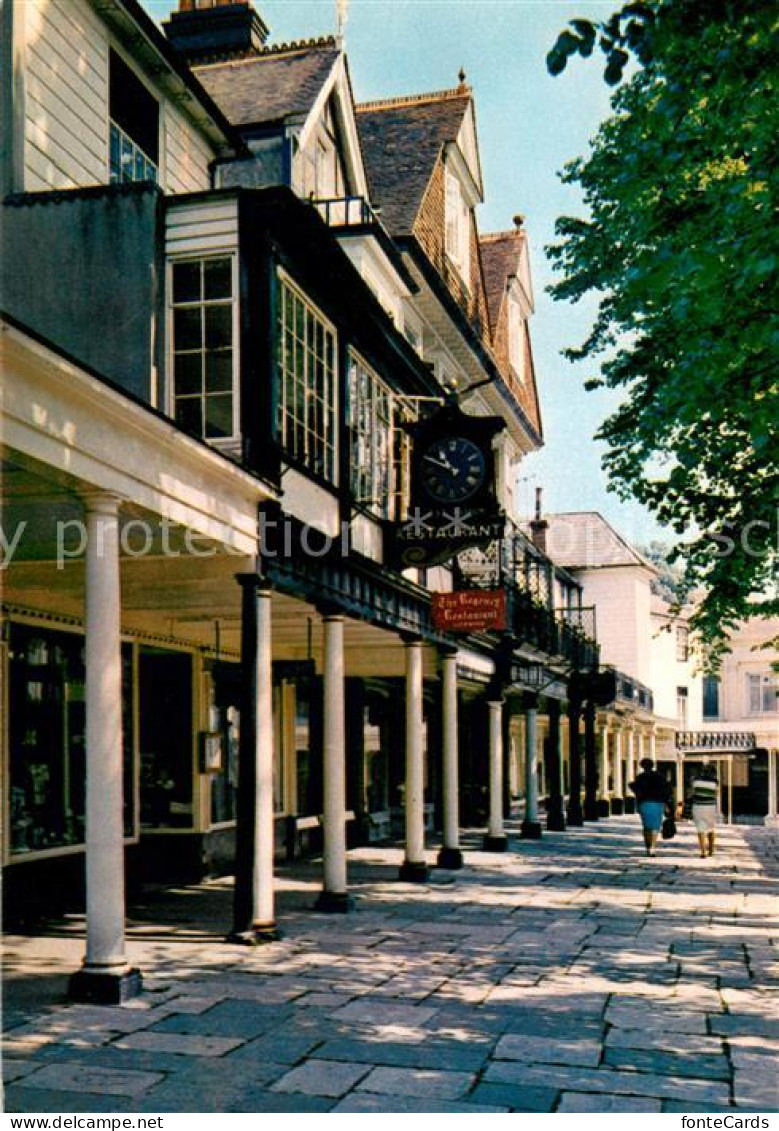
[167,252,241,445]
[348,352,398,520]
[445,167,471,283]
[508,294,524,381]
[277,269,339,484]
[747,672,778,715]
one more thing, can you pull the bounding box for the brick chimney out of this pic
[530,486,549,553]
[163,1,270,64]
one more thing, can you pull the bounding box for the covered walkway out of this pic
[3,818,777,1113]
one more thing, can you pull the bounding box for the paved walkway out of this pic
[3,818,778,1114]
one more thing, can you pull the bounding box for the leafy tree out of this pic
[546,0,779,667]
[639,541,685,605]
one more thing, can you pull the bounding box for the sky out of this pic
[146,0,666,548]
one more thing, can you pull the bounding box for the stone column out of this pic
[229,575,280,943]
[400,638,429,882]
[624,728,637,813]
[316,614,352,912]
[583,700,599,821]
[521,698,542,839]
[484,697,508,850]
[437,650,463,869]
[567,696,584,826]
[69,494,141,1003]
[766,750,778,826]
[611,728,624,814]
[545,700,566,831]
[597,722,612,817]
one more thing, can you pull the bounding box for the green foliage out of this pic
[639,541,686,604]
[547,0,779,669]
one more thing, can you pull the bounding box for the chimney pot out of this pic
[164,0,270,62]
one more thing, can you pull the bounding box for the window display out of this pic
[9,624,134,855]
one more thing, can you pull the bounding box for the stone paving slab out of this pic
[3,818,777,1114]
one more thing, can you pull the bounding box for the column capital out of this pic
[235,572,272,594]
[439,645,459,660]
[401,633,424,647]
[81,490,123,515]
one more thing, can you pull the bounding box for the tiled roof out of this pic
[194,39,340,128]
[356,89,471,235]
[480,229,524,331]
[537,512,656,571]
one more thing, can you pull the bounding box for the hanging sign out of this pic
[432,588,508,633]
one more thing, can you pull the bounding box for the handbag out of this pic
[662,815,677,840]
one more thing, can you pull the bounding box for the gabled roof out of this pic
[540,512,657,572]
[480,228,525,331]
[356,89,471,235]
[194,39,341,129]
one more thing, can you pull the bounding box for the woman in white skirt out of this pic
[689,763,719,857]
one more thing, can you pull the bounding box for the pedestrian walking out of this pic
[628,757,672,857]
[688,762,719,858]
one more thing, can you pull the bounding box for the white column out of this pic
[401,639,428,881]
[648,729,657,765]
[438,652,462,868]
[71,494,139,1000]
[318,615,349,909]
[253,586,276,929]
[613,729,623,798]
[727,757,733,825]
[625,728,636,787]
[599,725,611,800]
[768,750,778,822]
[520,702,542,838]
[485,699,506,845]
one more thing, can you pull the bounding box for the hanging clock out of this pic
[419,436,487,504]
[408,402,505,512]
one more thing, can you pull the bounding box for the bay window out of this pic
[277,273,338,482]
[170,255,238,441]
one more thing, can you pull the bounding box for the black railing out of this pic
[676,731,757,751]
[507,583,599,670]
[608,669,654,713]
[313,196,379,228]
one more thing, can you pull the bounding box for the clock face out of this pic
[420,436,487,504]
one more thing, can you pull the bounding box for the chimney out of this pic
[163,1,270,64]
[530,486,549,553]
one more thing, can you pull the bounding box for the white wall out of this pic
[649,609,703,728]
[19,0,214,194]
[574,566,654,685]
[716,618,779,728]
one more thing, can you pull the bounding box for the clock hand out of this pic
[424,454,456,473]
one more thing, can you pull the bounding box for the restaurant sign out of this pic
[432,588,508,633]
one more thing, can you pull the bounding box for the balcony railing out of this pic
[676,731,757,751]
[608,668,654,713]
[507,584,599,671]
[314,195,379,229]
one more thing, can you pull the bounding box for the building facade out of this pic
[1,0,604,999]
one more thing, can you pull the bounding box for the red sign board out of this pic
[432,589,508,633]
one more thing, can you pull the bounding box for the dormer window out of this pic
[508,295,524,382]
[109,50,159,185]
[445,168,470,282]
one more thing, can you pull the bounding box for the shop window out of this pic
[8,624,134,855]
[276,273,338,483]
[171,256,238,441]
[109,50,159,184]
[210,663,241,825]
[139,649,193,828]
[295,681,319,816]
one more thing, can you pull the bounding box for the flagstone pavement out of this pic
[3,818,778,1114]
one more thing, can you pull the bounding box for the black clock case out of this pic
[406,402,506,511]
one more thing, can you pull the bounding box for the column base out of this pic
[398,860,430,883]
[520,820,543,840]
[567,801,584,827]
[584,798,599,821]
[597,799,612,818]
[314,891,355,914]
[610,797,624,815]
[482,834,509,852]
[546,810,567,832]
[436,846,464,870]
[68,966,142,1004]
[226,923,282,945]
[624,797,636,814]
